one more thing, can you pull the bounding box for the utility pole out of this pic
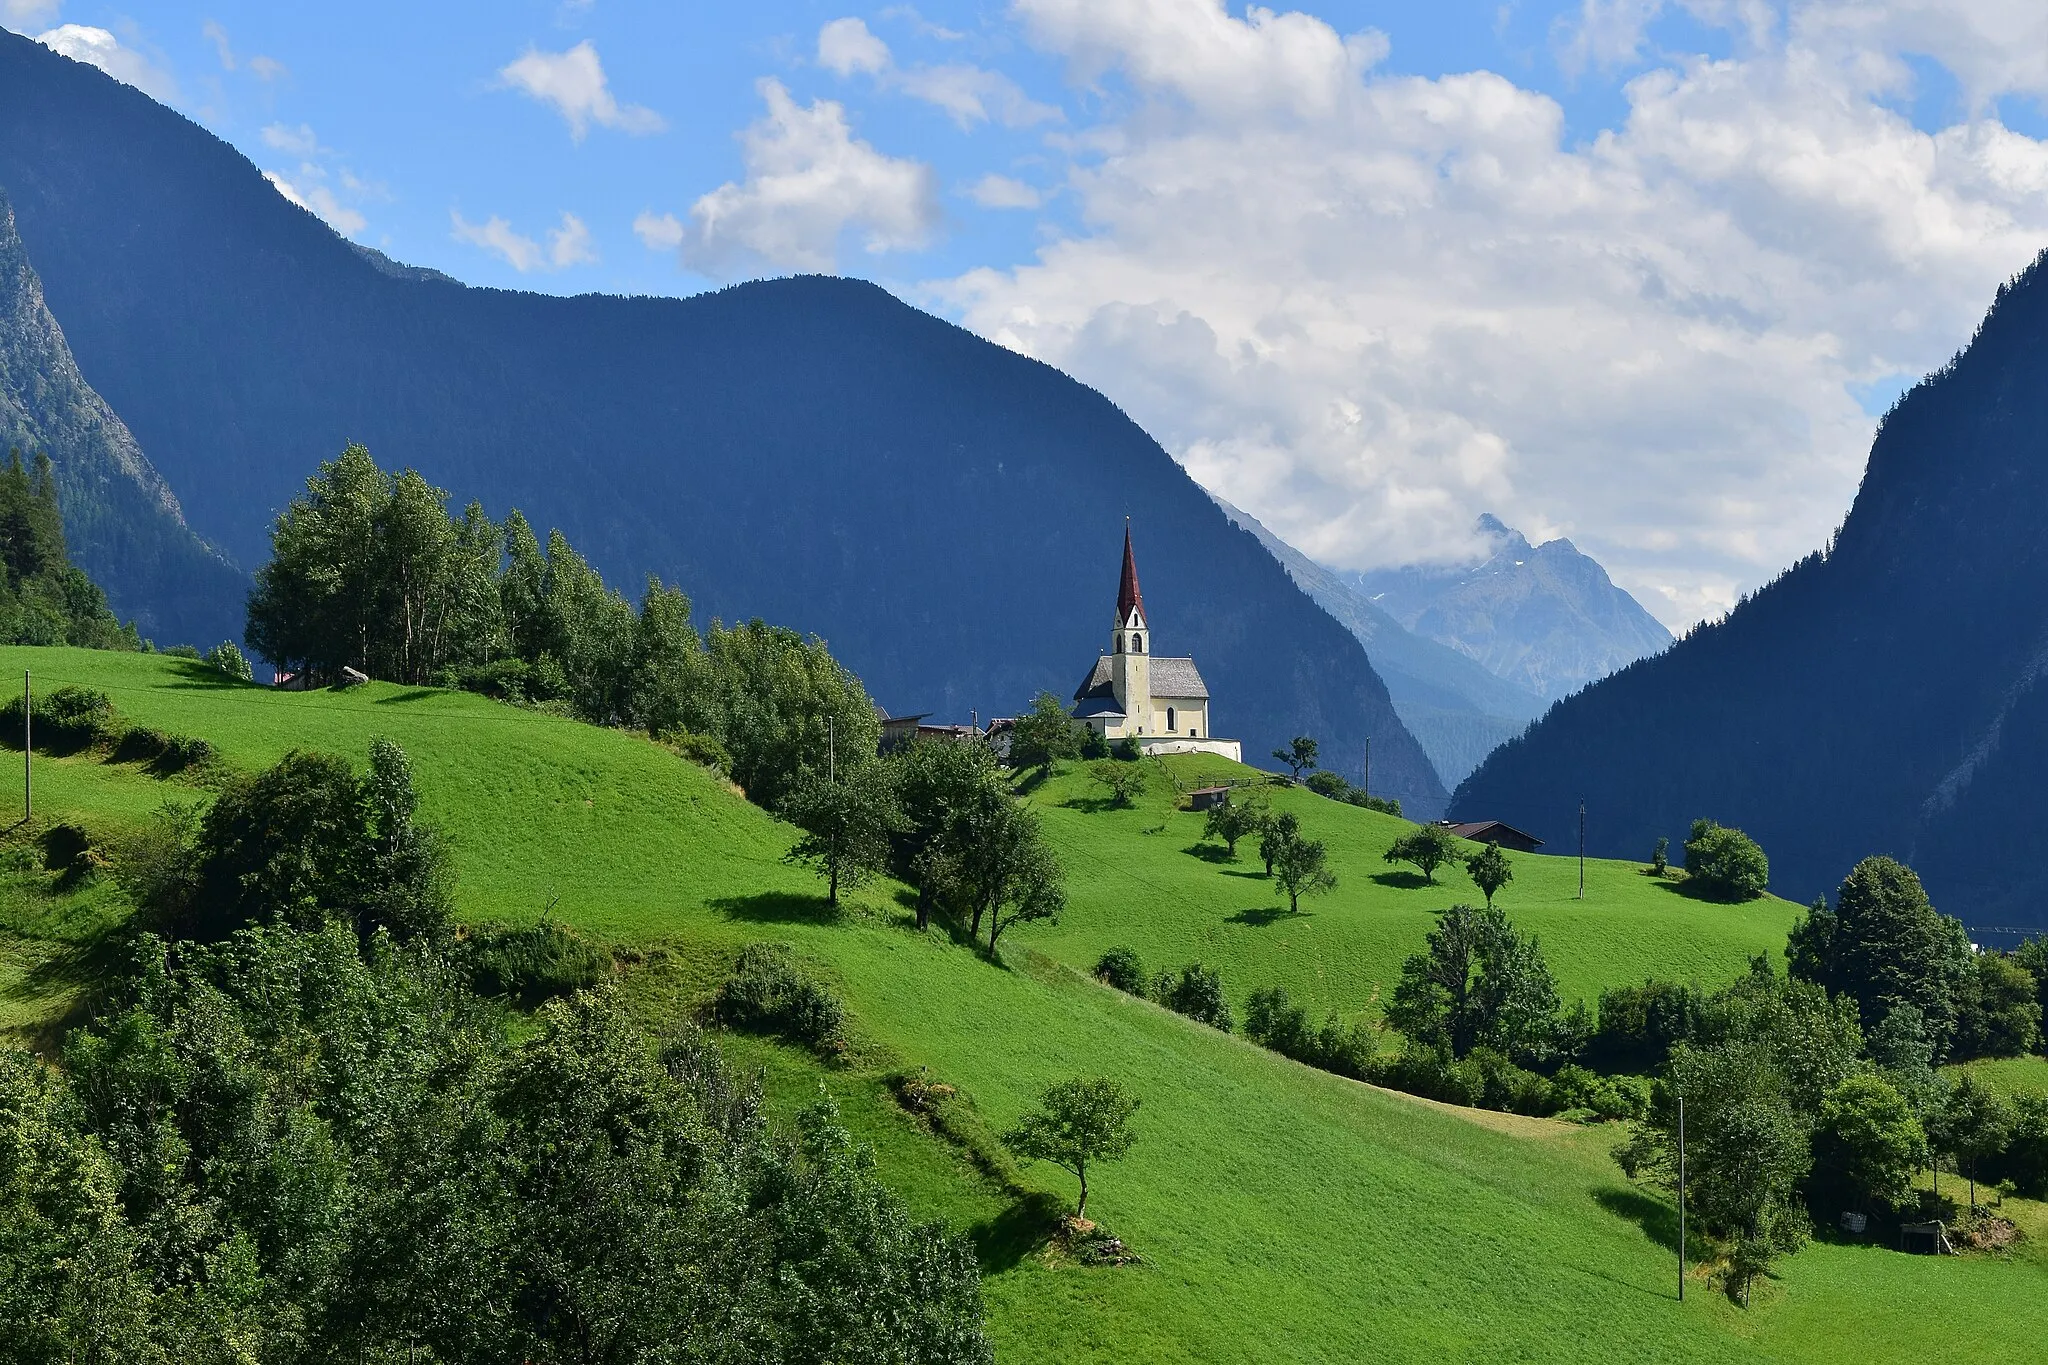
[1677,1091,1687,1302]
[21,669,28,823]
[1578,798,1586,900]
[1362,737,1370,799]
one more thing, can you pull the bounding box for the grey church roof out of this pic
[1072,655,1210,702]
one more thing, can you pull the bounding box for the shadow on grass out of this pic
[968,1191,1066,1273]
[709,892,841,926]
[1371,870,1434,890]
[1217,868,1270,880]
[157,660,263,691]
[1182,842,1239,864]
[374,688,443,706]
[1593,1185,1678,1253]
[1061,796,1134,814]
[1227,905,1303,927]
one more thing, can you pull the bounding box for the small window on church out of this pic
[1134,635,1144,653]
[1167,707,1176,732]
[1116,633,1124,653]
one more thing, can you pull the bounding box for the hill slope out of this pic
[1455,253,2048,927]
[1354,514,1674,701]
[3,647,2044,1364]
[1214,497,1544,786]
[0,189,242,645]
[0,30,1445,814]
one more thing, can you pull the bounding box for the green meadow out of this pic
[3,645,2045,1364]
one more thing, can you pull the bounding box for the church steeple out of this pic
[1116,521,1146,631]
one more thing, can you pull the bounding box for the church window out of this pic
[1134,635,1144,653]
[1116,633,1124,653]
[1167,706,1177,731]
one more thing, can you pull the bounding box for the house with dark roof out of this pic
[1441,820,1543,853]
[1070,525,1242,762]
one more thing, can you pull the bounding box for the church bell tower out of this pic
[1109,523,1155,735]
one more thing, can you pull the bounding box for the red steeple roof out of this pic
[1117,522,1145,625]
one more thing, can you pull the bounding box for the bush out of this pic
[202,640,254,681]
[1153,962,1232,1031]
[1079,728,1110,760]
[1093,946,1146,996]
[0,685,115,753]
[1244,985,1313,1054]
[1682,819,1769,900]
[1549,1065,1652,1121]
[712,942,846,1048]
[1111,736,1141,762]
[463,920,612,1004]
[450,656,535,701]
[1345,791,1403,816]
[665,727,731,771]
[156,734,215,773]
[1304,771,1350,799]
[161,642,202,659]
[1993,1092,2048,1198]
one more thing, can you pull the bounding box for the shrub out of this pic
[1079,728,1110,760]
[202,640,254,681]
[450,656,534,701]
[1345,791,1403,817]
[1993,1092,2048,1198]
[1093,946,1146,996]
[1111,736,1141,762]
[1,685,115,753]
[463,920,611,1004]
[161,642,202,659]
[155,734,214,774]
[712,942,846,1048]
[1304,770,1350,800]
[1088,760,1147,807]
[665,727,731,771]
[1153,962,1232,1031]
[1682,819,1769,900]
[1244,985,1313,1055]
[1549,1065,1651,1121]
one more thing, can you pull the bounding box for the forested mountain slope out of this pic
[1456,249,2048,929]
[0,29,1444,813]
[0,190,241,645]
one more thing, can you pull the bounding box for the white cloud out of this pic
[263,171,367,237]
[816,16,1059,129]
[632,210,686,250]
[261,122,320,157]
[247,54,287,81]
[2,1,61,28]
[819,17,891,76]
[681,78,940,276]
[939,0,2048,627]
[450,209,598,272]
[966,173,1043,209]
[202,18,234,70]
[497,41,664,140]
[34,24,178,103]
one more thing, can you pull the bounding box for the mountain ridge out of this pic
[1352,514,1673,701]
[1455,248,2048,928]
[0,28,1448,815]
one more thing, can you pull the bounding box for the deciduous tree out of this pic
[1466,841,1513,908]
[1002,1078,1140,1221]
[1383,823,1459,884]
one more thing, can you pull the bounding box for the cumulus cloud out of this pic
[498,41,664,140]
[680,78,940,275]
[34,24,178,103]
[632,210,686,251]
[938,0,2048,626]
[263,171,367,237]
[816,17,1059,129]
[965,173,1043,209]
[2,1,61,28]
[450,210,599,272]
[819,17,891,76]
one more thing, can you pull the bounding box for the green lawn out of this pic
[1025,755,1801,1018]
[3,646,2045,1365]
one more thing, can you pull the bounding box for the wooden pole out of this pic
[1578,799,1586,900]
[22,669,29,823]
[1362,737,1370,799]
[1677,1090,1687,1302]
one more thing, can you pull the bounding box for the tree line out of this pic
[247,444,878,810]
[0,447,143,650]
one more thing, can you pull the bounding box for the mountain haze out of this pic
[0,188,241,645]
[1353,515,1673,701]
[1214,497,1543,786]
[0,30,1446,814]
[1457,249,2048,929]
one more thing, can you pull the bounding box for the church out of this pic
[1070,526,1243,762]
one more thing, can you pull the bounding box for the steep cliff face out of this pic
[1456,249,2048,928]
[0,190,241,645]
[0,30,1448,812]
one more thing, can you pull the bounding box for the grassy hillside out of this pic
[2,646,2044,1365]
[1026,754,1801,1018]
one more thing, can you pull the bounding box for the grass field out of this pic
[3,646,2045,1364]
[1024,755,1803,1019]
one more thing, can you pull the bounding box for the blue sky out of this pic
[14,1,2048,624]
